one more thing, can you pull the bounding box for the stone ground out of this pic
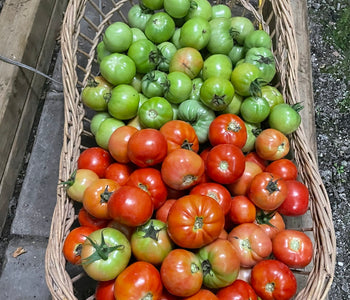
[0,0,349,299]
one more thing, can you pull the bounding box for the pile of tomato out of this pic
[62,0,314,299]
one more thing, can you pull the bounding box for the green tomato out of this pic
[100,53,136,85]
[240,96,270,123]
[177,99,216,143]
[244,29,272,49]
[200,77,235,111]
[141,0,164,10]
[230,16,255,45]
[207,17,233,55]
[81,76,112,111]
[189,77,203,101]
[103,22,133,53]
[96,41,111,64]
[185,0,212,20]
[211,4,232,19]
[164,0,191,19]
[164,71,192,104]
[157,42,177,72]
[145,12,175,44]
[90,112,111,136]
[141,70,168,98]
[221,92,243,115]
[95,117,125,149]
[260,85,284,109]
[138,96,173,129]
[131,27,147,43]
[127,39,160,74]
[171,28,182,49]
[268,103,302,134]
[139,93,149,108]
[230,62,262,97]
[241,122,261,153]
[130,73,143,93]
[179,17,211,50]
[108,84,140,120]
[228,45,246,66]
[202,54,232,80]
[128,4,154,31]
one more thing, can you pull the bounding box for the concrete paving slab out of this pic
[10,93,64,237]
[0,236,50,299]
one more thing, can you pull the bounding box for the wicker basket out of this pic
[45,0,336,299]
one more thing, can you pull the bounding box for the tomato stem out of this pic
[266,178,280,194]
[100,186,113,203]
[227,120,242,132]
[193,216,204,230]
[201,259,212,277]
[139,220,164,241]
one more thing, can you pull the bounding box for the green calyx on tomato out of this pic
[255,210,277,227]
[141,70,168,98]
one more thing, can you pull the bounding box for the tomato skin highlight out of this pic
[265,158,298,181]
[78,147,113,178]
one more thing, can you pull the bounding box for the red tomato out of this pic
[77,147,113,177]
[161,149,205,190]
[229,195,256,224]
[265,158,298,180]
[226,161,263,196]
[83,178,120,219]
[184,289,218,300]
[156,199,177,223]
[218,228,229,240]
[108,125,138,163]
[254,210,285,240]
[62,226,95,265]
[251,260,297,300]
[107,219,135,241]
[127,128,167,167]
[104,162,133,186]
[167,194,225,249]
[95,280,115,300]
[255,129,290,161]
[228,223,272,267]
[208,114,247,148]
[160,289,181,300]
[126,167,168,209]
[114,261,163,300]
[277,180,309,216]
[108,185,154,226]
[272,229,313,268]
[248,172,288,211]
[160,120,199,153]
[190,182,231,215]
[78,207,109,230]
[245,151,268,170]
[160,249,203,297]
[216,279,258,300]
[206,144,245,184]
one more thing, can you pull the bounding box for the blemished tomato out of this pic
[228,195,256,224]
[145,12,175,44]
[206,144,245,184]
[251,260,297,300]
[255,128,290,161]
[63,226,95,265]
[114,261,163,300]
[208,114,247,148]
[167,194,225,248]
[126,167,168,210]
[95,280,115,300]
[161,149,205,190]
[248,172,288,211]
[190,182,231,215]
[127,128,168,167]
[216,279,258,300]
[160,249,203,297]
[169,47,204,79]
[228,223,272,267]
[226,160,263,196]
[81,228,131,281]
[104,163,133,186]
[77,147,113,178]
[83,178,120,220]
[64,169,99,203]
[197,239,240,289]
[78,207,109,230]
[254,210,285,240]
[108,185,154,227]
[108,126,138,164]
[155,199,177,223]
[277,180,309,216]
[184,289,218,300]
[245,151,268,171]
[160,120,199,154]
[265,158,298,181]
[131,219,173,265]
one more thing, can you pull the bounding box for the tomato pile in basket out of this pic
[62,1,313,299]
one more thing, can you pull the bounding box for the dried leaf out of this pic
[12,247,27,258]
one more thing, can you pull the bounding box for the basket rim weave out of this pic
[45,0,337,299]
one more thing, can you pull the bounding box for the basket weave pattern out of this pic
[45,0,336,299]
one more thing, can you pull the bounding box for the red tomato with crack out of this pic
[78,207,109,230]
[78,147,113,177]
[167,194,225,249]
[229,195,256,224]
[216,279,258,300]
[208,113,247,148]
[114,261,163,300]
[104,162,133,186]
[95,280,115,300]
[206,144,245,184]
[248,172,288,211]
[254,210,285,240]
[265,158,298,180]
[272,229,313,268]
[251,260,297,300]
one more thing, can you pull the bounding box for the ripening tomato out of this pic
[248,172,288,211]
[156,199,177,223]
[229,195,256,224]
[251,260,297,300]
[254,210,285,240]
[77,147,113,178]
[265,158,298,180]
[208,114,247,148]
[272,229,313,268]
[183,289,218,300]
[167,194,225,249]
[228,223,272,267]
[255,128,290,161]
[114,261,163,300]
[63,226,95,265]
[78,207,109,230]
[108,126,138,163]
[104,162,133,186]
[95,280,115,300]
[160,249,203,297]
[216,279,258,300]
